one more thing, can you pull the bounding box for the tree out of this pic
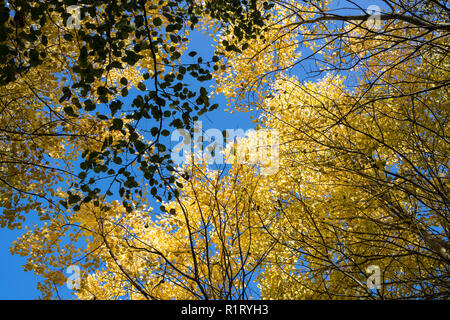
[0,1,122,229]
[1,0,273,298]
[0,0,271,221]
[12,158,279,299]
[213,0,450,299]
[4,0,449,299]
[256,70,448,299]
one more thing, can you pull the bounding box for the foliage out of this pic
[2,0,449,299]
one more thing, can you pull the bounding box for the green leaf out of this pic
[120,77,128,86]
[137,82,146,91]
[112,118,123,130]
[64,106,77,117]
[153,17,162,26]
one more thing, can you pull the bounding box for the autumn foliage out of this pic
[1,0,448,299]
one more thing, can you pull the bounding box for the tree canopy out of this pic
[1,0,448,299]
